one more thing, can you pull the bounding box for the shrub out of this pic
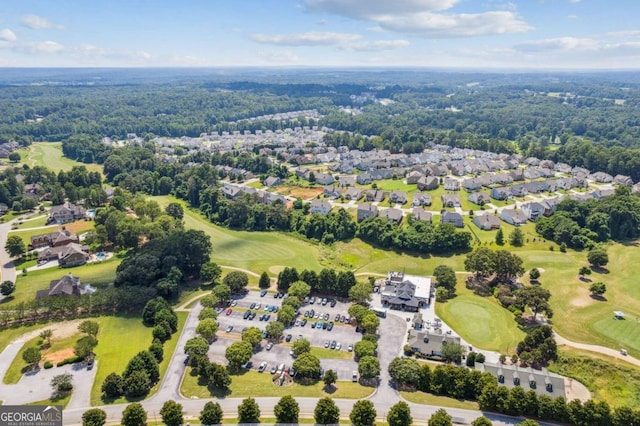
[43,361,53,369]
[56,355,84,367]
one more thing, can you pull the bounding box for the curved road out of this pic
[0,220,17,285]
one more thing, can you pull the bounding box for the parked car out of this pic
[249,312,256,320]
[242,361,253,369]
[327,322,334,331]
[266,342,273,350]
[226,325,233,333]
[262,330,268,338]
[258,362,267,372]
[316,321,323,329]
[289,367,296,377]
[340,315,346,323]
[323,313,330,321]
[335,314,341,322]
[231,300,237,307]
[321,298,328,305]
[250,302,256,309]
[270,365,278,374]
[273,292,279,298]
[304,310,310,317]
[255,303,261,310]
[87,358,95,370]
[348,344,353,352]
[324,340,330,348]
[330,299,337,307]
[260,289,267,297]
[300,319,307,327]
[309,297,316,304]
[226,308,233,316]
[330,340,337,349]
[285,334,292,342]
[336,342,341,350]
[352,371,358,382]
[243,310,251,320]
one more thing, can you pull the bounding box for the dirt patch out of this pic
[288,187,323,200]
[13,319,84,344]
[44,348,75,364]
[570,294,593,308]
[63,221,94,234]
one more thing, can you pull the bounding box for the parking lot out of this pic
[210,291,361,380]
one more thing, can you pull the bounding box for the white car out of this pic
[258,361,267,372]
[266,342,273,350]
[336,342,341,350]
[347,344,353,352]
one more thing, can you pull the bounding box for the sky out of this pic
[0,0,639,69]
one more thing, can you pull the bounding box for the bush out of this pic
[43,361,53,369]
[56,355,84,367]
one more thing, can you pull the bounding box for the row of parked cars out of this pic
[303,296,338,307]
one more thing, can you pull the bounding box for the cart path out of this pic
[554,332,640,367]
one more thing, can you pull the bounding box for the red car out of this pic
[225,308,233,316]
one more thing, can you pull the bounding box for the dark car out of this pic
[309,309,315,317]
[327,322,334,331]
[323,313,330,321]
[330,340,337,349]
[330,299,337,307]
[250,302,256,309]
[260,289,267,297]
[249,312,256,320]
[285,334,292,342]
[335,313,341,322]
[87,358,95,370]
[301,319,307,327]
[242,361,253,369]
[273,292,279,298]
[304,310,309,318]
[243,310,251,320]
[264,314,271,321]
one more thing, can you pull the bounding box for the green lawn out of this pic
[548,347,640,408]
[12,215,49,229]
[400,391,479,410]
[181,368,374,399]
[26,393,71,408]
[25,142,104,175]
[3,258,120,307]
[436,282,525,354]
[90,312,187,405]
[151,196,324,274]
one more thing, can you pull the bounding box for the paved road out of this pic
[555,331,640,367]
[0,219,17,285]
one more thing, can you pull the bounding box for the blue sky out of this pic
[0,0,638,68]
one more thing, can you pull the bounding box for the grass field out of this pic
[26,393,71,408]
[90,312,187,405]
[548,347,640,408]
[181,368,374,399]
[151,196,324,274]
[24,142,104,175]
[3,258,119,307]
[13,215,49,229]
[0,323,50,352]
[436,280,526,354]
[400,391,479,410]
[3,335,41,384]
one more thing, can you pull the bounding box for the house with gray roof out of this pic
[590,172,613,183]
[406,170,424,184]
[314,172,335,185]
[323,186,341,199]
[491,187,511,200]
[411,208,432,223]
[338,175,356,187]
[510,184,528,197]
[468,192,491,206]
[344,187,362,201]
[412,192,432,207]
[49,202,86,224]
[356,173,372,185]
[441,194,461,208]
[501,208,527,226]
[309,200,332,216]
[417,176,439,191]
[407,330,461,358]
[365,189,385,203]
[510,169,524,181]
[389,191,408,204]
[462,178,482,192]
[380,208,403,224]
[475,362,566,399]
[473,213,501,230]
[263,176,282,187]
[441,211,464,227]
[36,274,95,300]
[444,178,460,191]
[357,203,378,222]
[380,271,431,312]
[521,202,546,221]
[614,174,633,186]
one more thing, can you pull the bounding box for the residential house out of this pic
[263,176,282,187]
[467,192,491,206]
[411,208,432,223]
[380,271,431,311]
[462,178,482,192]
[407,330,461,357]
[412,193,432,207]
[521,202,546,221]
[441,194,461,208]
[417,176,439,191]
[590,189,615,199]
[510,169,524,181]
[510,184,528,198]
[491,187,511,201]
[380,208,403,224]
[590,172,613,183]
[48,202,86,224]
[441,211,464,228]
[309,200,332,216]
[323,186,341,200]
[473,213,501,230]
[501,208,527,226]
[220,184,242,199]
[344,188,363,201]
[525,182,544,194]
[338,176,356,187]
[493,173,514,186]
[35,274,95,299]
[356,173,372,185]
[389,191,408,204]
[443,178,460,191]
[475,362,566,399]
[554,163,572,174]
[405,171,423,184]
[23,183,41,203]
[357,203,378,222]
[365,189,385,203]
[38,243,90,267]
[614,175,633,186]
[314,173,335,185]
[30,228,79,250]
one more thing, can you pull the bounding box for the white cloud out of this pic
[304,0,459,19]
[514,37,598,53]
[21,14,64,30]
[376,11,532,36]
[568,0,581,3]
[606,30,640,38]
[250,31,409,51]
[303,0,532,37]
[258,49,300,63]
[251,31,361,46]
[0,28,16,42]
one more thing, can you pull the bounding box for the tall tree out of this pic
[387,401,413,426]
[315,397,340,425]
[159,400,184,426]
[428,409,453,426]
[495,228,505,246]
[121,403,147,426]
[509,228,524,247]
[274,395,300,424]
[200,262,222,285]
[200,402,223,426]
[237,397,261,424]
[433,265,457,293]
[350,400,377,426]
[4,235,26,257]
[587,247,609,268]
[223,271,249,293]
[259,271,271,289]
[0,280,15,297]
[22,346,41,369]
[82,408,106,426]
[515,286,552,320]
[348,281,373,304]
[196,318,219,342]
